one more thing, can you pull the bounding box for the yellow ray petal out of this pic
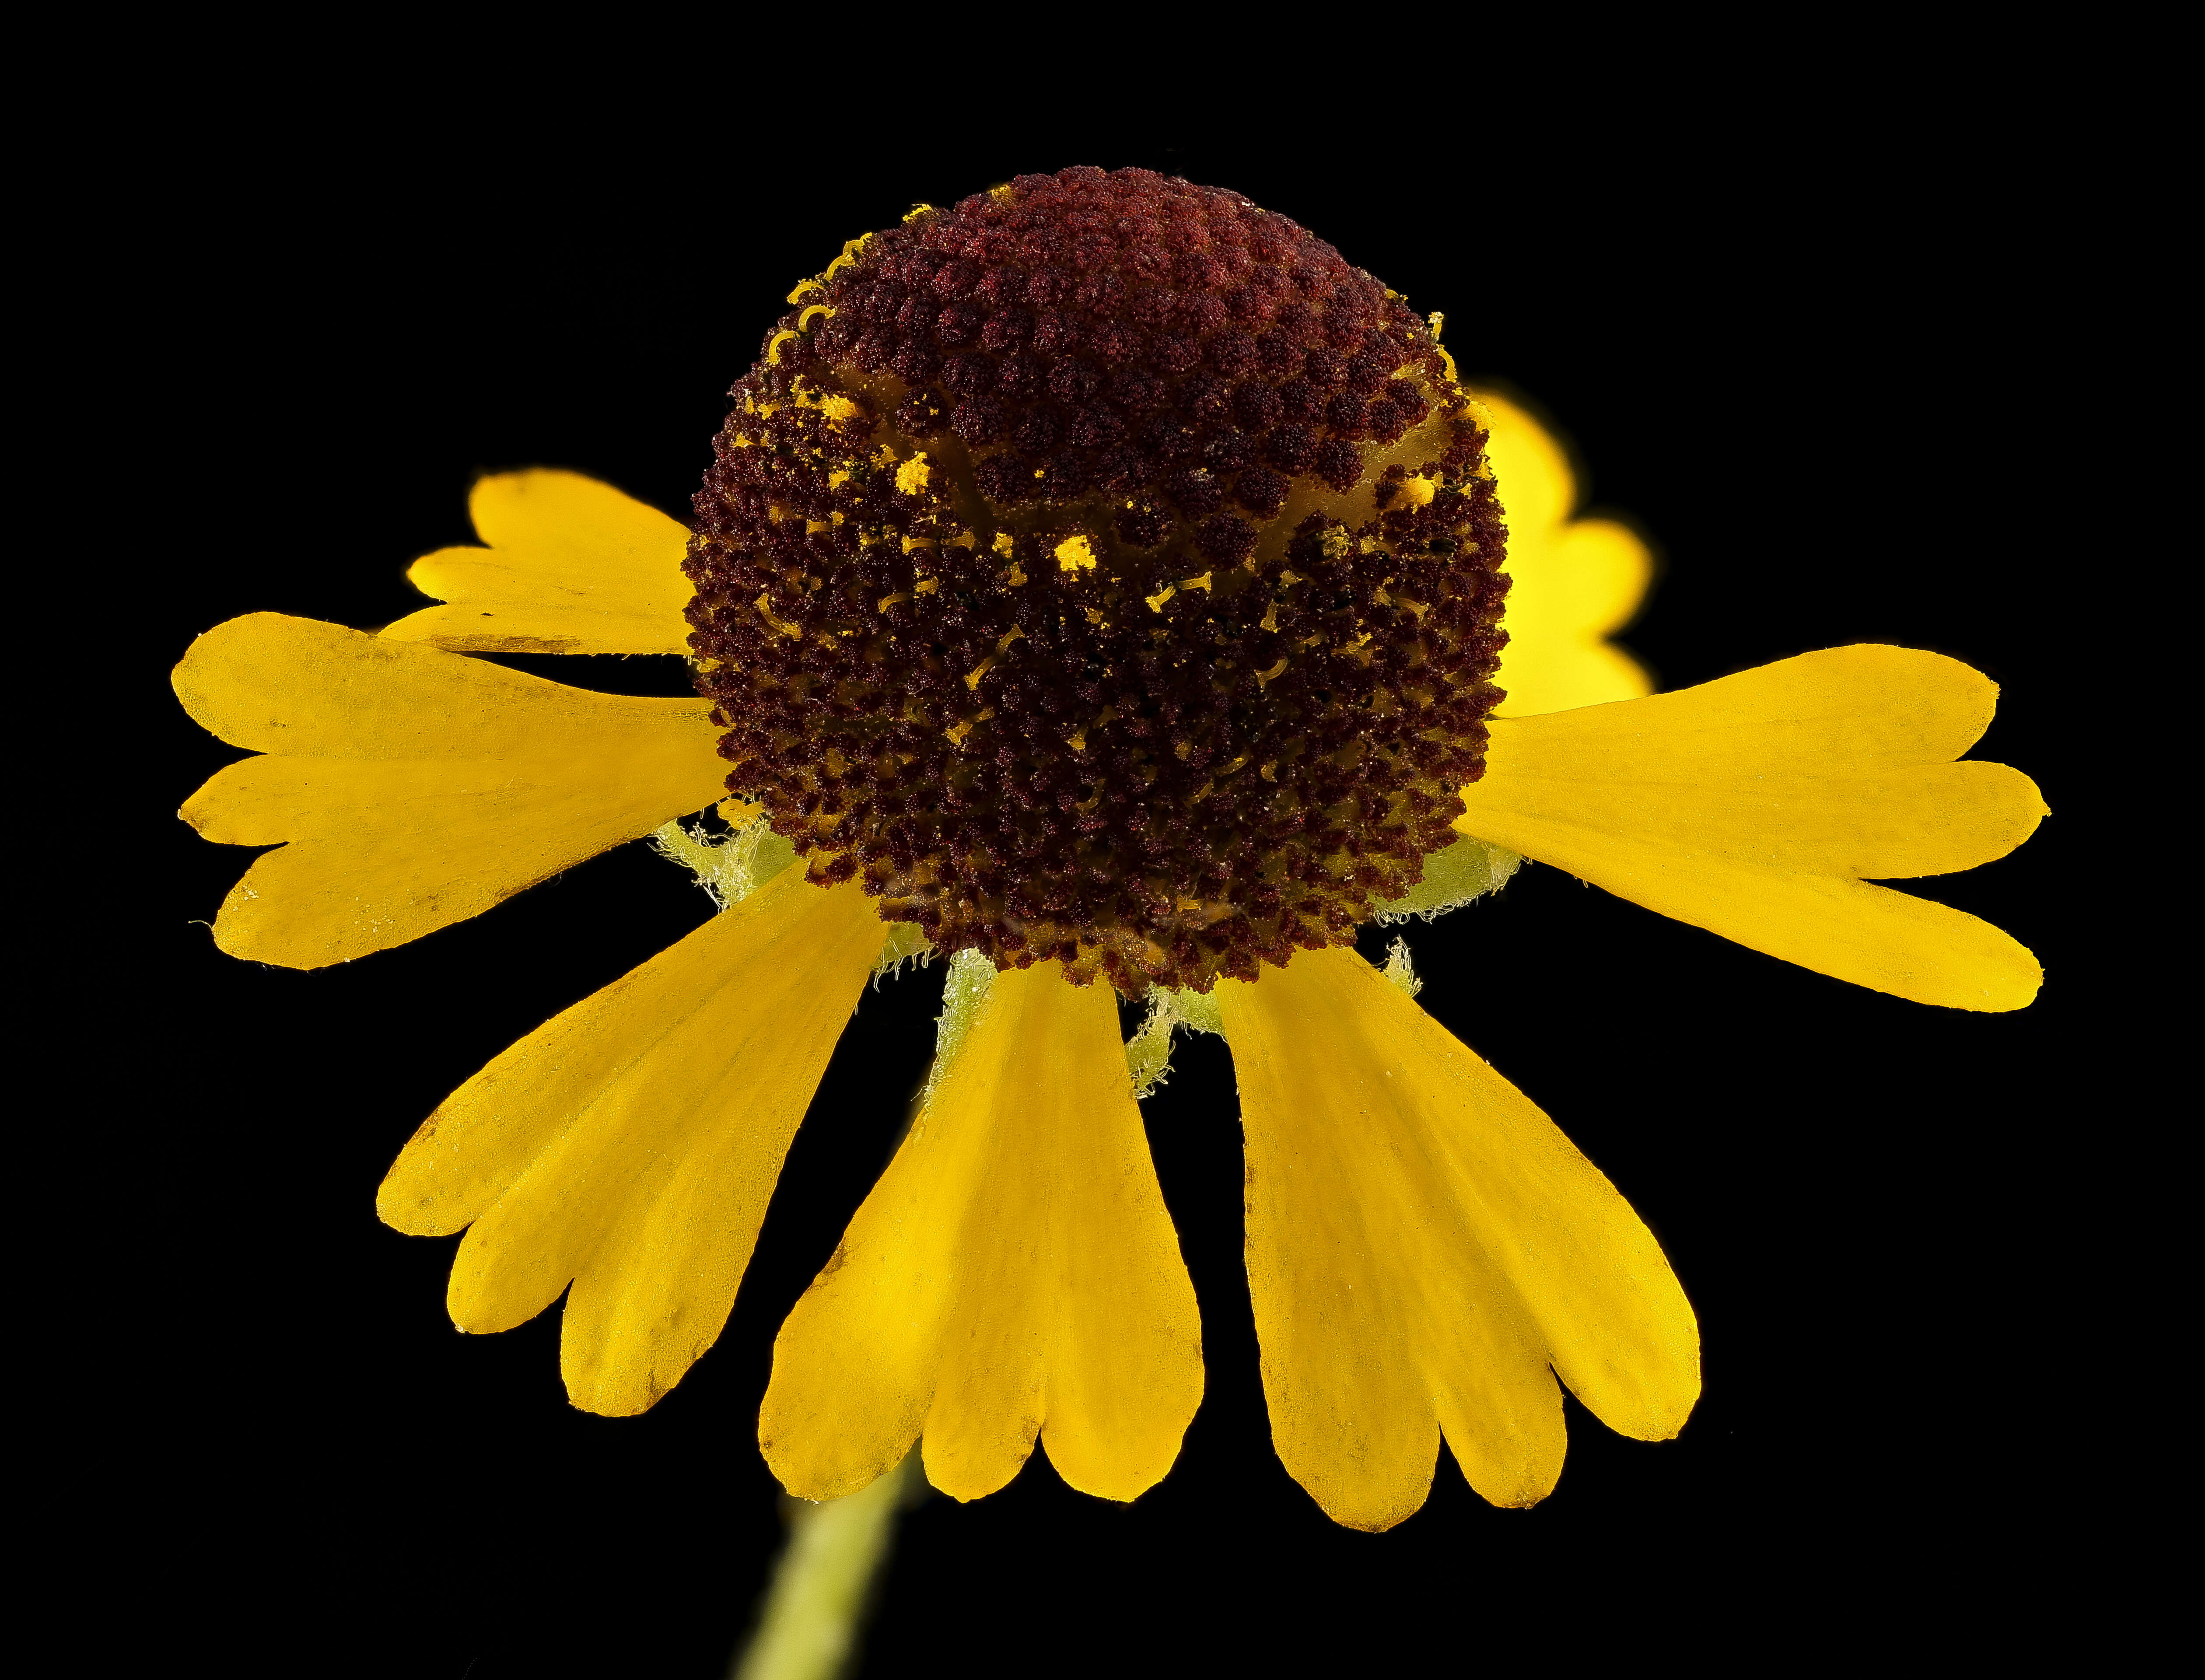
[1218,947,1698,1531]
[378,868,886,1416]
[1457,644,2048,1010]
[175,613,727,967]
[760,964,1202,1506]
[379,469,695,655]
[1474,391,1654,717]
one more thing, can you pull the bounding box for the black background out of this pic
[116,55,2119,1677]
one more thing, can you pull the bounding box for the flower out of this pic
[174,167,2045,1533]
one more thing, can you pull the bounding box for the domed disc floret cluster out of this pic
[685,167,1510,993]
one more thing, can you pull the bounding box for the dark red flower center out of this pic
[684,167,1509,993]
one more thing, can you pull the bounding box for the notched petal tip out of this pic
[375,1115,465,1237]
[1940,915,2044,1014]
[376,873,888,1414]
[1459,645,2048,1012]
[761,965,1201,1511]
[172,614,728,967]
[1219,949,1697,1529]
[768,1435,914,1506]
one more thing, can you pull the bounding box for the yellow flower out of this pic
[174,169,2044,1534]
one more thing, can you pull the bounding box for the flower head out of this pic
[174,166,2047,1536]
[690,167,1509,993]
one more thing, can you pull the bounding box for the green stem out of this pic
[731,1454,922,1680]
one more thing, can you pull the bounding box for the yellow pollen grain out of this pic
[718,796,765,826]
[1400,475,1436,508]
[896,454,932,494]
[914,577,938,595]
[827,469,851,489]
[822,233,872,284]
[1429,314,1462,386]
[755,595,801,639]
[992,532,1016,556]
[1054,533,1097,572]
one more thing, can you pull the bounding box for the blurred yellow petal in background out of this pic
[1476,390,1654,717]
